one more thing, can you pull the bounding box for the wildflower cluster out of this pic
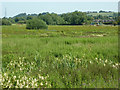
[2,57,51,88]
[55,54,119,69]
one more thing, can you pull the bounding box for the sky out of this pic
[0,1,118,18]
[1,0,119,2]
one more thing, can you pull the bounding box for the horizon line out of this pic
[1,10,118,18]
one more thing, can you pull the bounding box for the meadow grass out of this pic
[2,25,119,88]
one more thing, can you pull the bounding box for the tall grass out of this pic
[2,25,118,88]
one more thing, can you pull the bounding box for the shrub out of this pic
[26,18,48,29]
[18,20,26,24]
[2,19,12,25]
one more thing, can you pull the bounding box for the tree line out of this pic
[0,11,119,27]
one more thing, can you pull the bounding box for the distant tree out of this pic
[38,13,66,25]
[61,11,92,25]
[14,17,19,22]
[2,19,11,25]
[2,11,117,26]
[14,17,26,24]
[18,20,26,24]
[28,14,37,17]
[8,17,15,24]
[99,10,106,13]
[26,18,48,29]
[38,13,54,25]
[27,16,33,20]
[14,13,27,18]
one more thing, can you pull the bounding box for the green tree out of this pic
[61,11,91,25]
[18,20,26,24]
[27,16,33,20]
[26,18,48,29]
[14,17,26,23]
[2,19,11,25]
[8,17,15,24]
[38,13,66,25]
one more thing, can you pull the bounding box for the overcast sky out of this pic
[0,1,118,18]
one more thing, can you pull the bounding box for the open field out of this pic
[2,25,119,88]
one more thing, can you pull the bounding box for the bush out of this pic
[18,20,26,24]
[0,19,2,25]
[2,19,12,25]
[26,18,48,29]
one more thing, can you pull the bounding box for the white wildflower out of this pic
[10,63,12,66]
[34,78,37,82]
[104,64,106,66]
[20,83,23,88]
[90,61,92,64]
[40,82,43,86]
[116,63,118,66]
[49,84,51,87]
[15,85,18,88]
[113,65,115,68]
[8,80,10,83]
[35,83,38,87]
[17,80,19,85]
[26,80,29,84]
[4,73,7,77]
[24,76,27,80]
[23,81,25,85]
[41,76,44,80]
[18,75,20,78]
[19,57,21,59]
[32,80,35,84]
[105,59,107,63]
[13,76,16,79]
[26,85,29,88]
[20,68,22,71]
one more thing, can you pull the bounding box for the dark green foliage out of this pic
[0,18,2,25]
[38,13,66,25]
[27,16,33,20]
[14,17,26,23]
[26,18,48,29]
[18,20,26,24]
[12,13,37,24]
[13,13,27,18]
[2,19,11,25]
[38,11,93,25]
[1,11,118,25]
[103,22,113,25]
[61,11,92,25]
[8,17,15,24]
[13,13,37,18]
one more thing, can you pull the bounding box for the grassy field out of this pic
[2,25,119,88]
